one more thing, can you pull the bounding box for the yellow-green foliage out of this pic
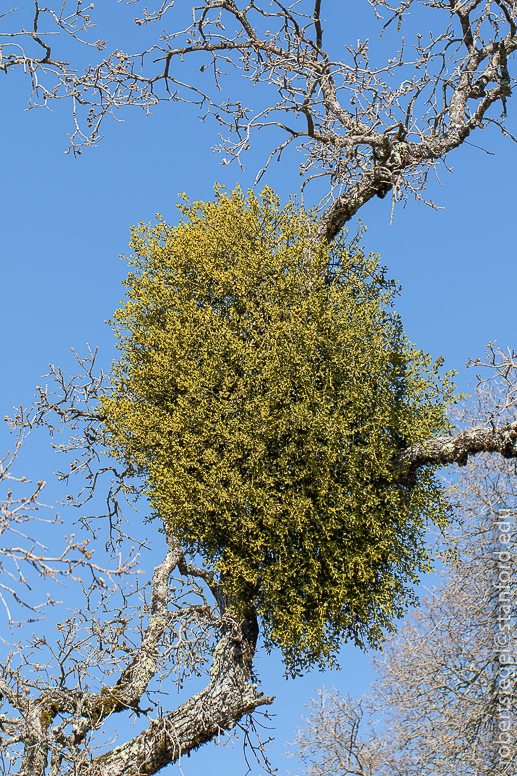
[102,186,456,674]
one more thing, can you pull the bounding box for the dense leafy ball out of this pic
[102,187,456,673]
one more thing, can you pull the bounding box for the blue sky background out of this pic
[1,2,516,774]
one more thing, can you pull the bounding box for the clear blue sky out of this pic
[1,3,516,774]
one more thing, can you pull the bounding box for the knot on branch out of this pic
[469,76,488,98]
[372,164,393,198]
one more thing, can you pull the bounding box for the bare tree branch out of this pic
[6,346,146,551]
[0,437,138,630]
[0,494,273,775]
[395,344,517,477]
[83,623,273,776]
[395,420,517,473]
[2,2,516,232]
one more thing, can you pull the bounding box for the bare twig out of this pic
[2,2,516,233]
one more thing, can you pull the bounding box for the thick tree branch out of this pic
[85,630,273,776]
[1,466,271,775]
[396,420,517,475]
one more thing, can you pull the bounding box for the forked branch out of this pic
[2,1,516,234]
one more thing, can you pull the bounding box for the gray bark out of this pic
[86,632,272,776]
[395,420,517,477]
[0,522,273,776]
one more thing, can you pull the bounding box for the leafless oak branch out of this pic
[2,2,516,234]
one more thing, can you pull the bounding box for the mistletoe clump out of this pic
[102,186,456,673]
